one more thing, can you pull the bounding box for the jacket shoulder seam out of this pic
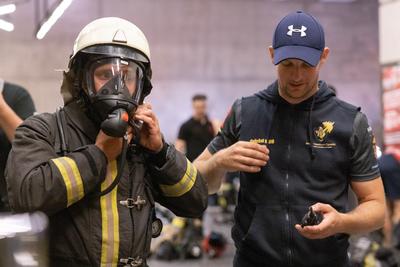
[333,98,360,113]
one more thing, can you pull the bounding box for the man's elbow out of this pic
[368,199,386,231]
[189,182,209,217]
[171,196,208,218]
[377,217,385,230]
[9,189,48,215]
[377,202,386,229]
[186,196,208,218]
[6,173,58,216]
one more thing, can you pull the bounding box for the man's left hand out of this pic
[133,103,163,153]
[295,203,344,239]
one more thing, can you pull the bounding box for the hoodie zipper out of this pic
[284,106,295,266]
[285,164,293,266]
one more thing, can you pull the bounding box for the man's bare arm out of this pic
[341,178,386,234]
[0,94,23,141]
[175,139,186,154]
[296,177,385,239]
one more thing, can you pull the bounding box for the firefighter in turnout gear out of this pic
[5,17,208,267]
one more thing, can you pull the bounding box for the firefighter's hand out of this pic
[216,141,269,173]
[295,203,343,239]
[95,130,133,161]
[133,103,163,153]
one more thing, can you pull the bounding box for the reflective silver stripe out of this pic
[51,157,84,206]
[100,160,119,267]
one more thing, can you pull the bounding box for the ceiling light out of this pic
[0,18,14,31]
[319,0,356,2]
[36,0,73,40]
[0,4,16,16]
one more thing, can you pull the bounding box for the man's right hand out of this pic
[95,129,133,161]
[194,141,269,194]
[215,141,269,173]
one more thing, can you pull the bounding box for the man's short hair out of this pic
[192,94,207,102]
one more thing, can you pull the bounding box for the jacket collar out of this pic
[63,101,99,142]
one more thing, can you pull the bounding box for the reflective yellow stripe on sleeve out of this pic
[51,157,85,207]
[159,159,197,197]
[100,160,119,267]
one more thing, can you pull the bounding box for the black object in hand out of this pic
[301,207,323,228]
[101,108,129,137]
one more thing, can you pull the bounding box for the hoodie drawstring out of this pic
[308,94,316,159]
[266,103,278,145]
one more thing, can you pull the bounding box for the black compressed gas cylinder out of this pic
[300,207,324,228]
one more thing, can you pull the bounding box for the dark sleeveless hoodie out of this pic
[233,80,359,267]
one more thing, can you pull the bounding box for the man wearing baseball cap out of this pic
[195,10,385,267]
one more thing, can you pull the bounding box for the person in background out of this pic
[0,79,35,211]
[175,94,223,257]
[175,94,219,162]
[379,151,400,247]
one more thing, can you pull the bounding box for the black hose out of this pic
[93,135,128,197]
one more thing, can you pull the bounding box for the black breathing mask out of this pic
[85,57,145,137]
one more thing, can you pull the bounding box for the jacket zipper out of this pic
[129,164,135,257]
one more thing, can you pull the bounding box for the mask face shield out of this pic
[86,57,144,105]
[83,57,147,137]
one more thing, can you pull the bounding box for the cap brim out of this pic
[273,46,322,67]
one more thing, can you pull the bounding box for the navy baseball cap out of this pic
[273,11,325,67]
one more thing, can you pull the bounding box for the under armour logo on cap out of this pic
[272,10,325,67]
[287,25,307,37]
